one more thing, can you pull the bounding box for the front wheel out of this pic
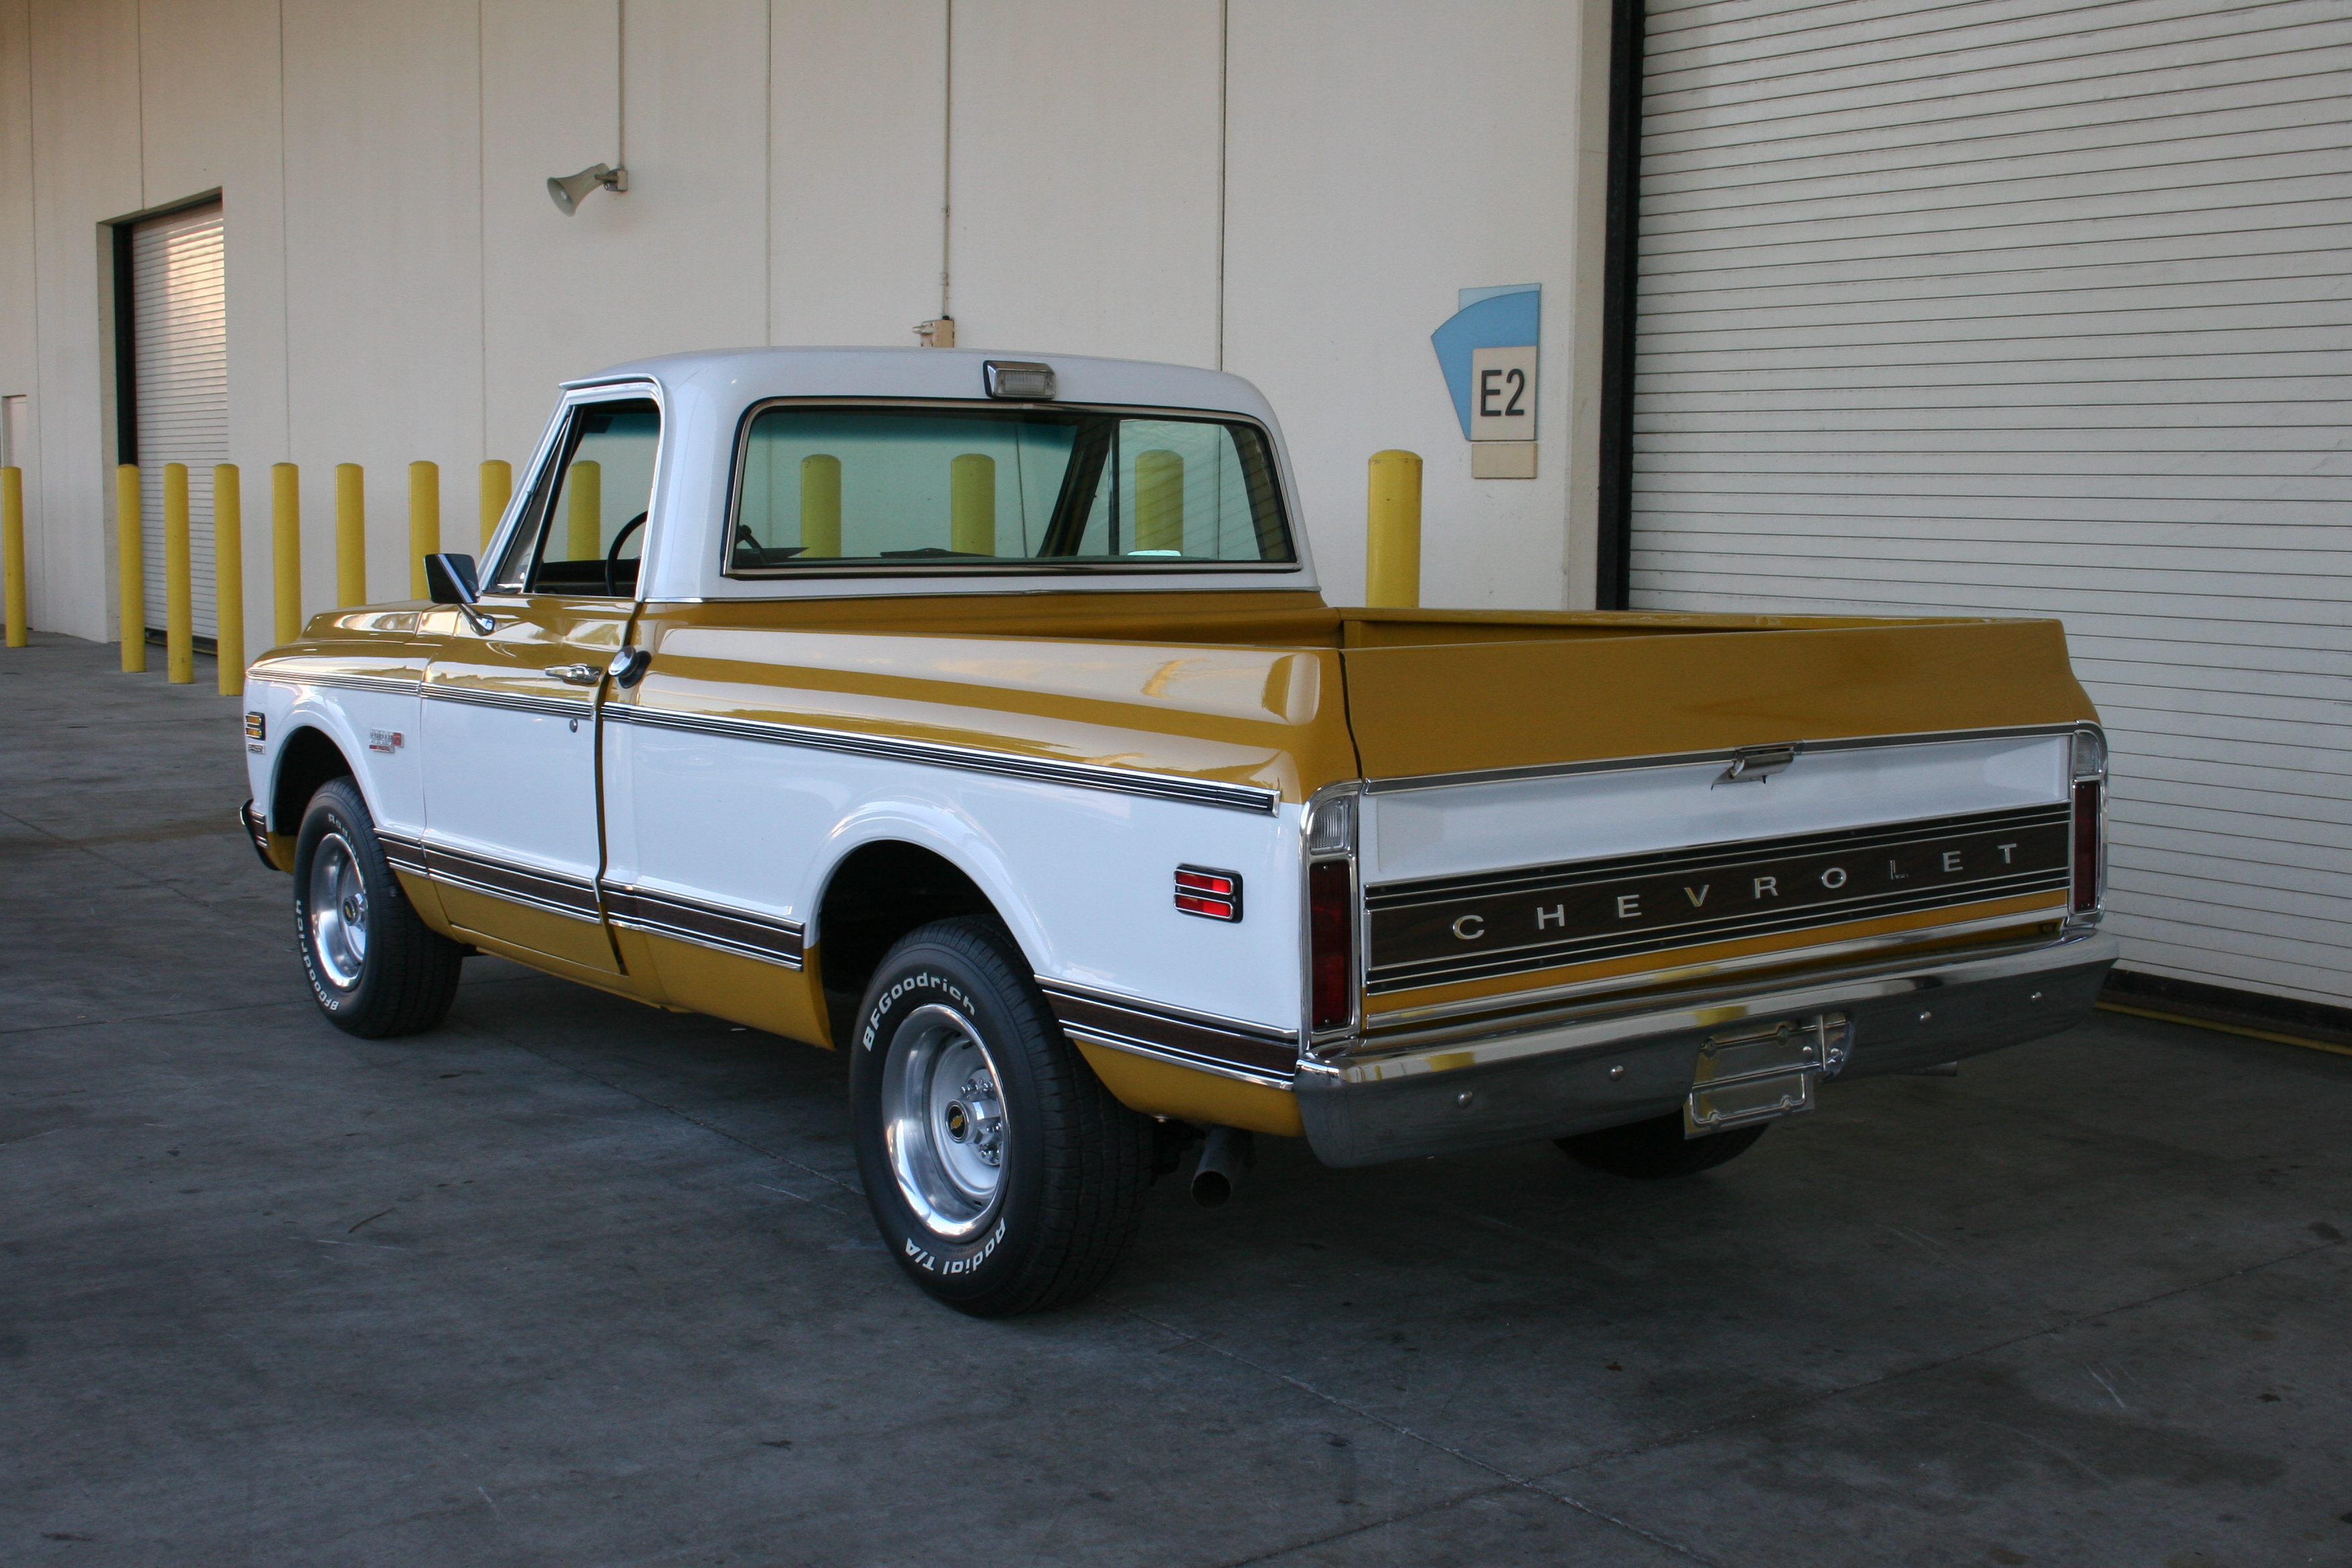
[1557,1112,1768,1179]
[292,778,464,1038]
[849,918,1153,1316]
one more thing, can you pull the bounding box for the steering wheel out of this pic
[603,511,648,597]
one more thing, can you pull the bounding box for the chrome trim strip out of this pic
[1319,929,2116,1082]
[1037,978,1300,1088]
[606,703,1282,815]
[420,840,603,923]
[1057,1024,1298,1092]
[373,828,428,877]
[1361,722,2081,797]
[247,666,423,697]
[1363,903,2071,1033]
[423,683,595,720]
[603,882,805,969]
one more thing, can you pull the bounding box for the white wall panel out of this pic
[483,0,769,470]
[281,0,483,613]
[1630,0,2352,1010]
[769,0,947,349]
[1223,0,1600,609]
[947,0,1223,368]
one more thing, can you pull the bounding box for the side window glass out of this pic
[492,398,660,595]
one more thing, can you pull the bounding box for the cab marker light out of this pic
[1175,866,1242,922]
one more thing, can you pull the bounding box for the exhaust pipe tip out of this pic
[1190,1126,1253,1208]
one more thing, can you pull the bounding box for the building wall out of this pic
[0,0,1614,644]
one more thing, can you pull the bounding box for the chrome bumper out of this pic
[1293,928,2118,1167]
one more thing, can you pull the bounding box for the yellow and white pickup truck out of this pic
[240,348,2114,1315]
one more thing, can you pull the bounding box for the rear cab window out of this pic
[726,403,1294,577]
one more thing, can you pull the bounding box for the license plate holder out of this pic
[1685,1012,1850,1136]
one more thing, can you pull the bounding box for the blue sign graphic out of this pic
[1431,284,1540,440]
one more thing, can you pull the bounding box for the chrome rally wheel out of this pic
[848,917,1155,1317]
[881,1003,1008,1238]
[305,830,370,991]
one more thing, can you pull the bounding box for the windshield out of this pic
[728,403,1294,574]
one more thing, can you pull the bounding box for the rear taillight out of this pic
[2071,777,2104,914]
[1308,859,1355,1032]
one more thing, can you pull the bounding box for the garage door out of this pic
[1628,0,2352,1015]
[132,201,228,640]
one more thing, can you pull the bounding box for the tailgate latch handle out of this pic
[1717,742,1800,787]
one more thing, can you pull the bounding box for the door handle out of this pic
[548,663,602,687]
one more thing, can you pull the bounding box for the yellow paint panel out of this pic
[636,931,833,1047]
[436,884,627,977]
[1342,618,2095,781]
[1073,1041,1304,1137]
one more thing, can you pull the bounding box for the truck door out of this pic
[418,392,658,977]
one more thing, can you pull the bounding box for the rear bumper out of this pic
[1294,928,2117,1167]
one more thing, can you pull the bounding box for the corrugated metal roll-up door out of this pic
[132,201,227,640]
[1629,0,2352,1014]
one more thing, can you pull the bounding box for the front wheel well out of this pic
[271,726,355,835]
[816,841,1005,1036]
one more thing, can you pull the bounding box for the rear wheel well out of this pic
[272,727,355,834]
[816,841,1004,1038]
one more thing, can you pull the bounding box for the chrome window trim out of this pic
[717,395,1305,583]
[487,378,667,603]
[1361,722,2086,797]
[603,702,1282,815]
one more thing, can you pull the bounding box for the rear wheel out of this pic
[849,917,1153,1316]
[1558,1112,1767,1179]
[292,778,464,1038]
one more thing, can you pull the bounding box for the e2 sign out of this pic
[1470,345,1536,442]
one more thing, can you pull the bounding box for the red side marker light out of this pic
[1175,865,1242,922]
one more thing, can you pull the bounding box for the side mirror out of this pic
[424,553,493,634]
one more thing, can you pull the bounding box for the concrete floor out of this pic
[3,632,2349,1568]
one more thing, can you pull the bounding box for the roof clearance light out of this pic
[1174,866,1242,922]
[983,360,1057,401]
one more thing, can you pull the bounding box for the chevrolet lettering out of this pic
[237,347,2116,1316]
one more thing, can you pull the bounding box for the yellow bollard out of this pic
[164,462,193,683]
[408,460,440,599]
[1134,449,1184,554]
[117,463,145,671]
[800,454,841,556]
[335,462,365,607]
[567,458,601,562]
[2,466,24,648]
[1364,449,1423,609]
[272,463,301,644]
[949,453,995,557]
[213,464,244,695]
[479,458,511,551]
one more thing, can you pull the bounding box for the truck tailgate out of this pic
[1338,619,2092,783]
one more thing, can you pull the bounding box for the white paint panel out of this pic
[132,201,226,637]
[1632,0,2352,1010]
